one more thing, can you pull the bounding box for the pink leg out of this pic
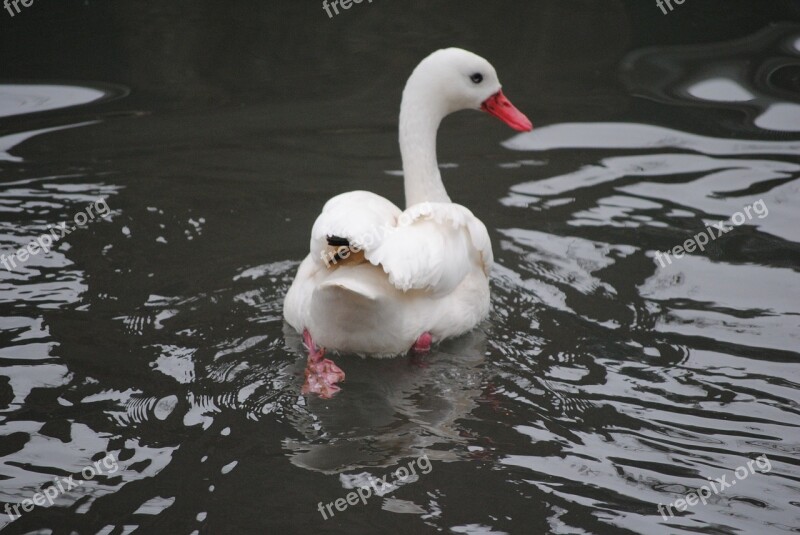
[409,332,433,368]
[412,332,433,353]
[301,329,345,398]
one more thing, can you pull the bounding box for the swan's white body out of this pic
[284,192,493,355]
[284,48,531,357]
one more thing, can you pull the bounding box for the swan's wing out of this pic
[309,191,402,265]
[309,194,492,294]
[365,202,494,294]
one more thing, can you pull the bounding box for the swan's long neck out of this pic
[399,78,450,208]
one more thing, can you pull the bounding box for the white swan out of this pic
[283,48,532,396]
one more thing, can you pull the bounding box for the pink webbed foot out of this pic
[409,332,433,368]
[301,329,345,398]
[412,332,433,353]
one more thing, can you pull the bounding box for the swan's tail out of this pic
[309,263,409,355]
[317,275,381,301]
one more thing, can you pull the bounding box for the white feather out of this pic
[366,202,492,294]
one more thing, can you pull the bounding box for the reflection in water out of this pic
[282,324,488,474]
[0,123,99,163]
[641,257,800,353]
[504,124,800,241]
[621,23,800,132]
[0,83,131,531]
[0,82,126,162]
[0,85,106,119]
[686,77,756,102]
[503,122,800,155]
[492,109,800,532]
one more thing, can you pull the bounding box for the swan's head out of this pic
[405,48,533,132]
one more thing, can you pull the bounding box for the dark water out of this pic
[1,1,799,533]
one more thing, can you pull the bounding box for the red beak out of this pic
[480,90,533,132]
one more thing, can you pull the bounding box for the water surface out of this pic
[1,2,799,534]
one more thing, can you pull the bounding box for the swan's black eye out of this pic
[470,73,483,84]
